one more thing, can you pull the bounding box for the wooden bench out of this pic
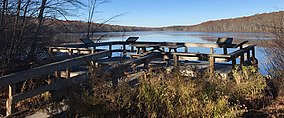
[132,44,164,54]
[216,37,233,45]
[216,37,233,55]
[80,38,96,47]
[126,37,139,43]
[126,37,139,52]
[161,45,185,52]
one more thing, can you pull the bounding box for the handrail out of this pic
[53,41,242,49]
[233,40,249,48]
[172,52,231,58]
[229,45,256,57]
[12,74,88,103]
[0,50,111,87]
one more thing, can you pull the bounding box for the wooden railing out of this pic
[50,41,256,78]
[0,50,161,117]
[0,50,111,116]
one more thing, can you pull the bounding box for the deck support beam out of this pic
[184,47,188,53]
[247,50,250,62]
[173,54,178,67]
[6,84,15,116]
[109,45,112,58]
[240,45,244,66]
[232,56,236,69]
[209,47,215,79]
[223,47,228,55]
[252,46,255,58]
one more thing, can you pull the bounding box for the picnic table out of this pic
[131,43,185,54]
[131,44,164,54]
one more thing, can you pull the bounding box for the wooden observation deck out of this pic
[0,37,257,117]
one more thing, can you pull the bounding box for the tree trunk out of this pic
[14,0,31,53]
[1,0,8,30]
[9,0,22,62]
[27,0,47,62]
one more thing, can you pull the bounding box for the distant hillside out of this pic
[163,11,284,32]
[47,20,162,33]
[48,11,283,33]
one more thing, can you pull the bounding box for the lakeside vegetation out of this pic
[57,66,277,117]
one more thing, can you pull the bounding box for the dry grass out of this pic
[61,65,271,117]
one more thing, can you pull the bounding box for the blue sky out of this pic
[72,0,284,27]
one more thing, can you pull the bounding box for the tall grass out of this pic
[62,66,270,117]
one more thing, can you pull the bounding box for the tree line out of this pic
[163,11,284,32]
[49,19,161,33]
[49,11,283,33]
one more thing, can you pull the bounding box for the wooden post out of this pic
[136,47,140,54]
[93,46,96,52]
[108,45,112,58]
[109,45,112,50]
[209,47,215,79]
[55,71,61,80]
[223,47,227,55]
[247,50,250,62]
[173,54,178,67]
[240,45,244,66]
[6,84,15,116]
[131,46,134,52]
[68,48,73,55]
[48,47,55,59]
[66,48,72,78]
[185,47,188,53]
[144,58,149,70]
[142,47,147,53]
[252,46,255,58]
[174,48,177,52]
[240,55,244,66]
[66,68,70,79]
[123,44,126,57]
[232,57,236,69]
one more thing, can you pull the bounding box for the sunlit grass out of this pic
[63,65,271,117]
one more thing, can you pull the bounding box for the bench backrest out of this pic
[126,37,139,42]
[216,37,233,45]
[80,38,95,45]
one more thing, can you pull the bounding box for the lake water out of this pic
[65,31,272,75]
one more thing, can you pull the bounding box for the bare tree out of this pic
[0,0,86,116]
[0,0,84,75]
[86,0,107,38]
[260,12,284,73]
